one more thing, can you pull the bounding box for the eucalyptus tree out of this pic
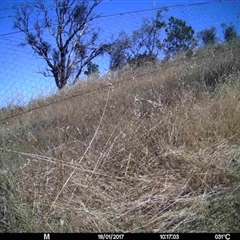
[107,9,167,70]
[164,16,197,57]
[221,23,237,43]
[13,0,106,90]
[197,27,217,46]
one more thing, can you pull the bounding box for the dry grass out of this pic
[1,41,240,232]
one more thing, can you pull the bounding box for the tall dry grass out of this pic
[1,41,240,232]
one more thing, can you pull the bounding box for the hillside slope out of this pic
[1,41,240,232]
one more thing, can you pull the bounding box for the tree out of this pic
[107,9,167,70]
[13,0,106,90]
[197,27,217,46]
[84,61,99,76]
[128,8,167,66]
[107,32,131,71]
[164,16,197,57]
[221,23,237,42]
[128,52,157,68]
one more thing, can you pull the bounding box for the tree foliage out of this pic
[129,9,167,61]
[128,52,157,68]
[197,27,217,46]
[107,32,131,71]
[164,16,197,57]
[13,0,106,90]
[107,9,167,70]
[84,61,99,76]
[221,23,237,43]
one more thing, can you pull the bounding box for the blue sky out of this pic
[0,0,239,108]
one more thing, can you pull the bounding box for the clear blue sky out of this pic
[0,0,239,108]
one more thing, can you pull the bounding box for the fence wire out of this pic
[0,0,240,117]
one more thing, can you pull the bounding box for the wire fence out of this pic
[0,0,240,120]
[2,2,240,234]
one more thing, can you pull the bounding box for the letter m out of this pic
[44,234,50,240]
